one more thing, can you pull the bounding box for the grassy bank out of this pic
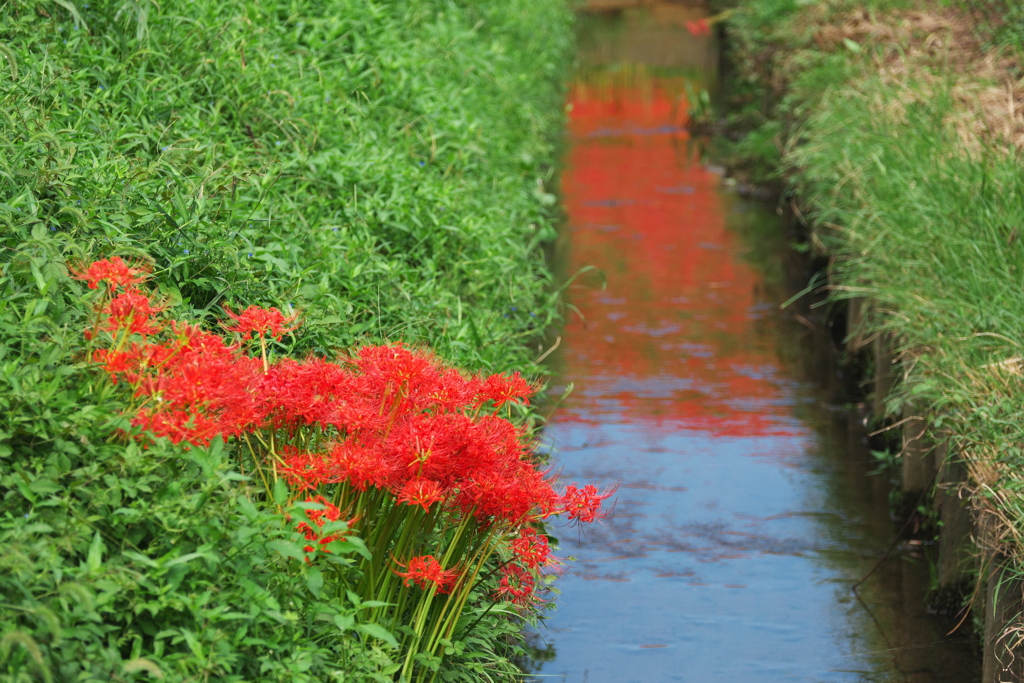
[717,0,1024,643]
[0,1,573,680]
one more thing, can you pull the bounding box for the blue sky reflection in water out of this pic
[530,5,979,682]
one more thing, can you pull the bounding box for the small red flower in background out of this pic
[171,321,241,359]
[280,449,334,491]
[393,555,459,594]
[92,348,135,380]
[477,371,536,409]
[223,304,300,340]
[296,495,349,554]
[71,256,150,290]
[685,18,712,36]
[560,483,617,526]
[102,289,165,337]
[132,408,221,446]
[302,494,342,526]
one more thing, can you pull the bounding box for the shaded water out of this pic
[530,6,981,681]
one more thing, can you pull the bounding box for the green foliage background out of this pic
[0,0,572,680]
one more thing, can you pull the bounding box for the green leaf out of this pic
[333,614,354,633]
[86,531,104,573]
[28,478,60,496]
[305,567,323,598]
[355,623,398,648]
[181,629,204,660]
[333,535,370,560]
[267,540,305,561]
[164,552,206,568]
[272,479,289,505]
[357,600,391,609]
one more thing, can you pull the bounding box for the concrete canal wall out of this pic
[857,301,1024,682]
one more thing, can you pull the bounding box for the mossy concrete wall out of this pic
[851,298,1021,683]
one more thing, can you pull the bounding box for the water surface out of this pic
[531,6,979,682]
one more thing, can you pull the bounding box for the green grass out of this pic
[1,0,570,373]
[721,0,1024,472]
[0,0,572,680]
[791,80,1024,447]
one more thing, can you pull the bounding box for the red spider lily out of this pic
[257,358,395,436]
[560,483,617,526]
[511,527,553,569]
[171,321,241,360]
[355,343,438,393]
[296,495,350,551]
[477,371,536,409]
[223,304,300,340]
[396,478,444,512]
[280,449,335,491]
[258,357,359,427]
[141,355,263,442]
[429,367,483,412]
[354,343,468,419]
[302,494,343,526]
[131,408,223,446]
[96,332,264,446]
[88,290,587,525]
[393,555,460,594]
[92,348,137,380]
[74,257,621,665]
[455,463,557,524]
[102,288,165,337]
[685,18,712,36]
[71,256,150,290]
[329,439,398,492]
[385,412,475,484]
[495,563,537,606]
[467,414,529,466]
[92,342,177,385]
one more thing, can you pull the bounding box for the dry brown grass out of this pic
[804,6,1024,154]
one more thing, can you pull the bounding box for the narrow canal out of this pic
[531,5,981,681]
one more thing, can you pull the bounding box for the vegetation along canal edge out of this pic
[712,0,1024,679]
[0,1,605,681]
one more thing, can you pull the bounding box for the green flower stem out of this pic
[424,528,502,663]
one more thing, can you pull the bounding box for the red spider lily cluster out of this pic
[561,484,617,526]
[75,256,616,677]
[684,11,735,38]
[496,563,537,606]
[685,18,712,36]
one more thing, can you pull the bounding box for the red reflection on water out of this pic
[559,80,798,437]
